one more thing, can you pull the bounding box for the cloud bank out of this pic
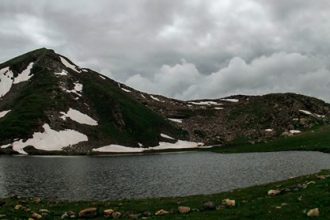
[0,0,330,101]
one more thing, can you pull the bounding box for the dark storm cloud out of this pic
[1,0,330,101]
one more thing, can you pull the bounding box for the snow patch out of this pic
[299,110,312,115]
[99,74,106,80]
[121,87,131,93]
[0,110,11,118]
[1,124,88,154]
[315,114,326,118]
[189,101,220,105]
[150,95,160,101]
[161,133,175,140]
[265,128,273,132]
[93,140,204,153]
[55,70,68,76]
[290,130,301,134]
[220,98,239,103]
[0,67,13,97]
[60,56,80,73]
[60,108,98,126]
[141,94,146,99]
[168,118,183,123]
[214,107,224,110]
[13,62,34,84]
[62,82,83,97]
[299,109,326,118]
[74,82,83,93]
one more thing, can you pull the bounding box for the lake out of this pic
[0,151,329,201]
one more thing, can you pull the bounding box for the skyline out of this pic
[1,0,330,101]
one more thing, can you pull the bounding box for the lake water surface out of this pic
[0,151,329,201]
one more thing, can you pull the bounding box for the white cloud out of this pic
[126,52,330,101]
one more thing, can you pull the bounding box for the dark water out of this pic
[0,151,330,201]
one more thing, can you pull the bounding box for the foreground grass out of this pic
[1,170,330,219]
[212,125,330,153]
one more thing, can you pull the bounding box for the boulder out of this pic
[103,209,114,217]
[31,212,42,219]
[267,189,281,196]
[79,207,98,218]
[128,214,140,219]
[178,206,191,214]
[223,198,236,207]
[14,204,23,210]
[203,201,216,210]
[112,211,121,218]
[155,209,169,216]
[307,208,320,217]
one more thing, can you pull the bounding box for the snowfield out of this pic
[62,82,83,97]
[1,62,35,97]
[93,140,204,153]
[60,108,98,126]
[0,110,11,118]
[60,56,81,73]
[0,67,13,97]
[13,62,34,84]
[0,124,88,154]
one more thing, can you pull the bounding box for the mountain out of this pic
[0,48,329,155]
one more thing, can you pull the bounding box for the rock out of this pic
[267,189,281,196]
[33,197,41,203]
[31,212,42,219]
[112,211,122,218]
[14,204,23,210]
[61,212,68,219]
[67,211,76,218]
[24,207,31,212]
[223,199,236,207]
[128,213,140,219]
[155,209,169,216]
[202,201,216,210]
[316,175,326,180]
[143,211,152,217]
[79,208,98,218]
[178,206,191,214]
[307,208,320,217]
[103,209,114,217]
[39,209,49,213]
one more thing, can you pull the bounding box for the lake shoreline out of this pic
[2,170,329,219]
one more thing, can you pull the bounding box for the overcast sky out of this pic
[1,0,330,101]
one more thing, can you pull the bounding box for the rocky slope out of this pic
[0,48,329,154]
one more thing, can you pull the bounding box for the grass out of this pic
[1,170,329,219]
[82,74,186,147]
[212,125,330,153]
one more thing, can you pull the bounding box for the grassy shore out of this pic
[212,125,330,154]
[1,170,329,219]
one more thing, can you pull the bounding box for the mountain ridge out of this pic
[0,48,329,154]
